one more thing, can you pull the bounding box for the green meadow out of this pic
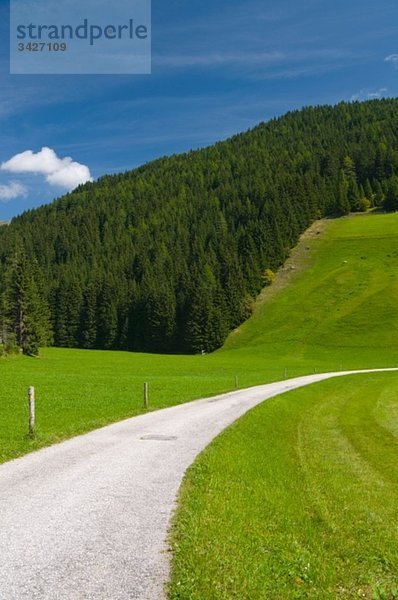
[223,212,398,371]
[0,212,397,463]
[1,211,398,597]
[169,372,398,599]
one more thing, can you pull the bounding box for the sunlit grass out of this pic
[1,212,397,464]
[169,372,398,599]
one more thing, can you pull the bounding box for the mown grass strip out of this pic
[169,373,398,600]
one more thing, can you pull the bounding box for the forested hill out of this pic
[1,99,398,355]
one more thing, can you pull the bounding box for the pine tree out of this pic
[373,180,385,206]
[53,280,81,347]
[4,248,52,355]
[364,180,374,206]
[384,177,398,212]
[337,172,350,215]
[96,281,118,350]
[79,282,98,349]
[343,156,357,182]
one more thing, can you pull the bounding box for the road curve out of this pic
[0,368,397,600]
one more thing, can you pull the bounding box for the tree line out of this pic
[1,99,398,356]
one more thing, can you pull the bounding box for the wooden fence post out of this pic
[28,386,35,436]
[144,382,149,409]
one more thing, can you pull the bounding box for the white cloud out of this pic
[350,87,388,102]
[155,51,284,68]
[385,54,398,68]
[368,88,388,99]
[0,181,27,202]
[46,162,92,188]
[154,48,364,81]
[1,147,92,190]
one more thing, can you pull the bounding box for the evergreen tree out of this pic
[364,180,374,206]
[373,179,385,206]
[384,177,398,212]
[3,248,52,355]
[96,281,118,350]
[79,282,98,349]
[337,172,350,215]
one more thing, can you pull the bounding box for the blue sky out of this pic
[1,0,398,219]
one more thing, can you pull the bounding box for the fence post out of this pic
[235,376,239,389]
[144,382,149,409]
[28,386,35,436]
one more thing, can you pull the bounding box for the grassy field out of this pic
[223,212,398,371]
[169,372,398,599]
[0,212,397,464]
[0,349,269,463]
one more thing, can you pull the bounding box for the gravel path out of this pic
[0,368,397,599]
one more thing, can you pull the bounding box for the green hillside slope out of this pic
[168,214,398,600]
[2,99,398,355]
[221,212,398,371]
